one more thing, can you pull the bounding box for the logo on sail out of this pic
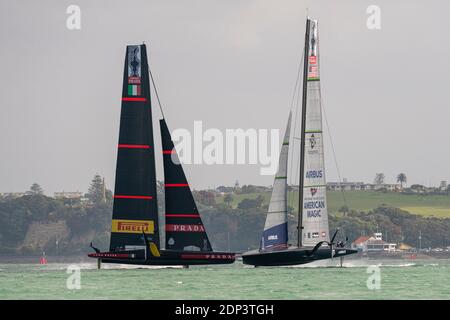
[305,170,323,179]
[127,45,141,96]
[310,21,318,57]
[308,21,319,79]
[166,224,206,232]
[304,200,325,209]
[309,134,316,149]
[111,219,154,234]
[304,199,324,218]
[306,133,320,154]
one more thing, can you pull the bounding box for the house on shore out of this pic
[327,180,400,192]
[352,233,397,252]
[54,191,83,200]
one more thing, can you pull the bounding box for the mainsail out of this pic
[109,44,160,251]
[160,119,213,252]
[300,19,330,246]
[260,113,292,250]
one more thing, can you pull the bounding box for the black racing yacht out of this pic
[88,44,234,266]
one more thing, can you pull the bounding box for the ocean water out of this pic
[0,259,449,300]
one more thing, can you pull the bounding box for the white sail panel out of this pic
[260,113,292,250]
[301,19,330,246]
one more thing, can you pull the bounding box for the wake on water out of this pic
[27,262,183,271]
[16,258,444,271]
[97,264,183,270]
[280,260,428,268]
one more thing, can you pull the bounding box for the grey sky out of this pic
[1,0,449,194]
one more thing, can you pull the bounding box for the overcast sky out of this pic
[1,0,449,194]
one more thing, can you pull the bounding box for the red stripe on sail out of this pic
[118,144,150,149]
[163,150,175,154]
[165,214,200,218]
[113,195,153,200]
[165,183,189,187]
[122,97,146,102]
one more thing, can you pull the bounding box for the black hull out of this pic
[242,247,357,266]
[89,249,235,266]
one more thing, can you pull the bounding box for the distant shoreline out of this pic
[0,255,90,264]
[1,252,449,265]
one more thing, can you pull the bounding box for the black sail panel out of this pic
[160,119,212,252]
[109,44,159,251]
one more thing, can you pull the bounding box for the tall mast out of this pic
[297,18,310,247]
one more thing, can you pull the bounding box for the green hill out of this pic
[217,191,450,218]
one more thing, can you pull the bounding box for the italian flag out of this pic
[128,85,141,96]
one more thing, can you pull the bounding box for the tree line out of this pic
[0,176,449,255]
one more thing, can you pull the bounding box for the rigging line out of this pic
[292,78,302,213]
[293,54,304,228]
[287,50,304,212]
[148,66,165,119]
[290,50,304,111]
[290,64,304,213]
[289,58,304,221]
[319,83,348,210]
[313,22,348,212]
[316,38,348,212]
[289,49,304,181]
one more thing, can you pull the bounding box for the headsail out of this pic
[260,113,292,250]
[160,119,213,252]
[109,44,160,251]
[301,19,330,246]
